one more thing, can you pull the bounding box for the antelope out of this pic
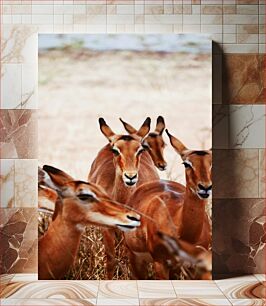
[88,117,159,278]
[124,130,212,279]
[38,165,141,280]
[120,116,167,171]
[156,232,212,280]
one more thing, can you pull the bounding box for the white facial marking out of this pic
[78,189,97,198]
[123,173,138,186]
[87,212,118,227]
[87,212,140,229]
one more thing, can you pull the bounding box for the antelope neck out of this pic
[50,216,84,253]
[179,186,206,244]
[112,172,136,204]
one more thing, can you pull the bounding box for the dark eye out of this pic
[111,148,120,156]
[183,161,192,169]
[142,143,150,150]
[77,194,95,202]
[137,148,145,155]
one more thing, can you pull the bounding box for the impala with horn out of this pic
[120,116,167,171]
[124,131,212,279]
[88,117,159,278]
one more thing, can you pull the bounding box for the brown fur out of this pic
[38,166,141,280]
[88,118,159,279]
[120,116,167,170]
[124,132,212,280]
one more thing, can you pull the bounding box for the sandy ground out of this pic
[38,49,211,186]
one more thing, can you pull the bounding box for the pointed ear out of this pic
[99,118,116,142]
[165,129,187,157]
[119,118,137,134]
[136,117,151,138]
[155,116,165,135]
[42,165,74,190]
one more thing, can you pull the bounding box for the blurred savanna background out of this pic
[38,34,212,280]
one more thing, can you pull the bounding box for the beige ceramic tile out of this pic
[0,159,15,208]
[201,15,222,24]
[201,5,223,14]
[0,110,38,159]
[137,281,176,298]
[140,298,232,305]
[259,149,265,198]
[1,26,38,64]
[254,274,266,283]
[213,149,259,198]
[0,64,22,109]
[21,62,38,109]
[96,299,139,305]
[237,25,259,34]
[223,5,237,14]
[14,159,37,207]
[223,25,237,33]
[223,43,258,53]
[0,299,96,305]
[98,281,138,299]
[237,33,259,44]
[0,274,15,294]
[144,5,164,15]
[1,281,99,299]
[215,276,264,299]
[172,281,225,298]
[229,300,266,306]
[223,14,258,25]
[223,33,236,43]
[236,4,259,14]
[229,105,265,149]
[11,274,38,282]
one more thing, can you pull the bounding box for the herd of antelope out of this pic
[38,116,212,280]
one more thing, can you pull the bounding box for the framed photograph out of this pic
[40,34,211,280]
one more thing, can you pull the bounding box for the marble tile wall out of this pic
[0,208,38,274]
[0,110,38,158]
[0,159,38,208]
[0,0,265,277]
[213,199,265,276]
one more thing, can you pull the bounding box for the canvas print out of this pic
[38,34,212,280]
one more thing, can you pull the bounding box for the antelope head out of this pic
[157,232,212,280]
[99,117,150,187]
[120,116,167,171]
[41,165,141,232]
[166,130,212,200]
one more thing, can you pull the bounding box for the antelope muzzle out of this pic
[123,172,138,187]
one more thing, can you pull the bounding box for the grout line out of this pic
[136,279,140,304]
[213,278,230,300]
[96,279,100,305]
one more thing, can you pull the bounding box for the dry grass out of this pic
[38,208,211,280]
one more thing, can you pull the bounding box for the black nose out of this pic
[127,215,140,222]
[125,173,137,180]
[198,184,212,191]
